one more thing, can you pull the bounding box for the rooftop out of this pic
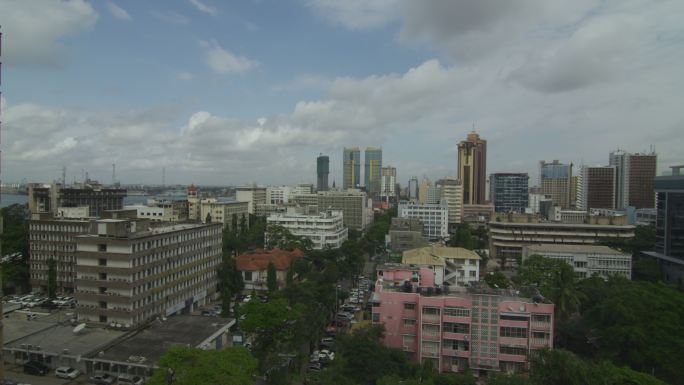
[235,248,305,271]
[524,243,628,255]
[403,246,480,266]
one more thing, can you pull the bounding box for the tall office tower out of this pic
[408,176,419,201]
[381,166,397,201]
[490,173,529,213]
[610,150,657,209]
[418,177,432,204]
[364,147,382,196]
[540,160,573,209]
[577,166,616,210]
[343,147,361,190]
[436,177,463,225]
[457,131,487,205]
[317,154,330,192]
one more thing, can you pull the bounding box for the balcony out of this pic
[421,333,441,341]
[531,322,551,331]
[441,348,470,358]
[421,350,439,358]
[421,314,441,324]
[531,338,551,348]
[74,290,131,303]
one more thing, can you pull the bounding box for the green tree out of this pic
[146,346,257,385]
[484,271,510,289]
[1,204,30,293]
[218,255,244,317]
[47,258,57,298]
[447,223,478,250]
[267,261,277,292]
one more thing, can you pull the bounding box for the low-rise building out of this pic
[266,210,348,249]
[199,200,249,232]
[371,264,554,375]
[402,246,480,287]
[235,249,304,291]
[461,204,494,226]
[522,244,631,279]
[389,218,428,253]
[74,219,223,327]
[398,200,449,241]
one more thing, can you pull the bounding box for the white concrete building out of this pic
[527,193,553,214]
[436,177,463,225]
[124,205,166,221]
[267,210,348,249]
[56,206,91,219]
[398,200,449,240]
[523,244,632,280]
[267,186,293,204]
[236,185,267,215]
[402,246,480,287]
[200,200,249,232]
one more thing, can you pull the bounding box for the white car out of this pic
[55,366,80,379]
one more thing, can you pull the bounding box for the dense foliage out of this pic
[147,346,257,385]
[1,204,30,293]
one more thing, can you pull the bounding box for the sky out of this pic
[1,0,683,187]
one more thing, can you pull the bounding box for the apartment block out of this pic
[74,219,222,327]
[266,210,348,249]
[523,244,631,280]
[371,264,554,375]
[402,246,480,287]
[436,178,463,226]
[398,201,449,241]
[381,166,397,201]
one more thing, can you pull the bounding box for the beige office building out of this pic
[436,177,463,226]
[200,200,249,232]
[317,190,372,231]
[236,185,267,215]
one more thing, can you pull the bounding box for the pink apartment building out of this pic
[371,264,554,375]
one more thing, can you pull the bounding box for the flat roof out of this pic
[524,243,628,255]
[99,316,233,366]
[403,246,480,266]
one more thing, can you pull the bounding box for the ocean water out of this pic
[0,194,186,208]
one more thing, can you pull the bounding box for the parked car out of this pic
[23,361,49,376]
[320,337,335,348]
[56,366,80,379]
[118,374,145,385]
[89,373,115,385]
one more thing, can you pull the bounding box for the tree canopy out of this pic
[147,346,257,385]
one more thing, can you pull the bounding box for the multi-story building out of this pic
[526,193,552,215]
[267,186,293,204]
[29,217,92,293]
[559,210,588,224]
[266,210,348,249]
[74,219,222,326]
[236,185,267,215]
[461,204,494,226]
[398,200,449,240]
[124,199,189,222]
[371,264,554,375]
[408,177,419,201]
[644,165,684,290]
[577,166,616,210]
[29,182,127,217]
[402,246,480,287]
[457,132,487,205]
[317,154,330,192]
[419,178,432,204]
[381,166,397,202]
[523,244,631,280]
[365,147,383,197]
[317,190,372,231]
[539,160,573,209]
[294,184,314,195]
[490,173,529,213]
[489,213,635,262]
[436,178,463,226]
[199,200,249,232]
[389,218,429,253]
[235,249,304,291]
[343,147,361,190]
[290,193,319,209]
[187,184,200,221]
[610,150,657,209]
[255,203,287,217]
[428,185,443,205]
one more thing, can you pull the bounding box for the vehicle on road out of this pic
[89,373,115,385]
[118,374,145,385]
[23,361,49,376]
[55,366,80,379]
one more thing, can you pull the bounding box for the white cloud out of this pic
[200,40,257,74]
[188,0,217,16]
[106,1,131,21]
[176,71,194,81]
[304,0,400,29]
[151,10,189,25]
[0,0,98,67]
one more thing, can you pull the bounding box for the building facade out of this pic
[389,218,429,253]
[266,210,348,249]
[523,244,631,280]
[436,178,463,226]
[398,201,449,240]
[371,265,554,375]
[457,132,487,205]
[235,249,304,291]
[199,200,250,232]
[364,147,383,197]
[577,166,616,210]
[539,160,573,209]
[317,154,330,192]
[187,185,200,221]
[408,177,419,201]
[381,166,398,202]
[343,147,361,190]
[610,150,657,209]
[490,173,529,213]
[402,246,480,287]
[317,190,372,231]
[74,220,223,327]
[236,185,267,215]
[29,183,127,217]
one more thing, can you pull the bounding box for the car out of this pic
[319,349,335,361]
[201,309,217,317]
[55,366,80,379]
[118,374,145,385]
[320,337,335,348]
[89,373,115,385]
[23,361,49,376]
[336,312,353,320]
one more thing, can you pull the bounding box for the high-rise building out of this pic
[398,200,449,240]
[187,184,200,221]
[418,178,431,204]
[317,190,372,231]
[490,173,529,213]
[577,166,616,210]
[408,176,419,201]
[317,154,330,192]
[539,160,573,209]
[236,185,267,215]
[436,177,463,225]
[343,147,361,190]
[29,182,127,218]
[610,150,657,209]
[381,166,397,201]
[364,147,382,196]
[457,131,487,205]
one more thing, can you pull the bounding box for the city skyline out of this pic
[1,0,683,186]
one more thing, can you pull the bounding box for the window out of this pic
[372,313,380,323]
[532,314,551,323]
[422,307,440,316]
[469,270,477,277]
[532,332,548,340]
[500,327,527,338]
[244,271,253,281]
[98,259,107,266]
[99,301,107,309]
[500,314,528,321]
[500,346,527,356]
[444,307,470,317]
[404,302,416,310]
[443,322,469,334]
[444,339,470,351]
[98,244,107,252]
[403,318,416,327]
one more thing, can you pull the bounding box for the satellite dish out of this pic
[73,323,86,334]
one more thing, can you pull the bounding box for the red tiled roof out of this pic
[235,248,304,272]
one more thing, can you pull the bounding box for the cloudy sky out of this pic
[1,0,682,187]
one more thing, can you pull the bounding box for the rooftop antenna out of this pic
[112,163,116,185]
